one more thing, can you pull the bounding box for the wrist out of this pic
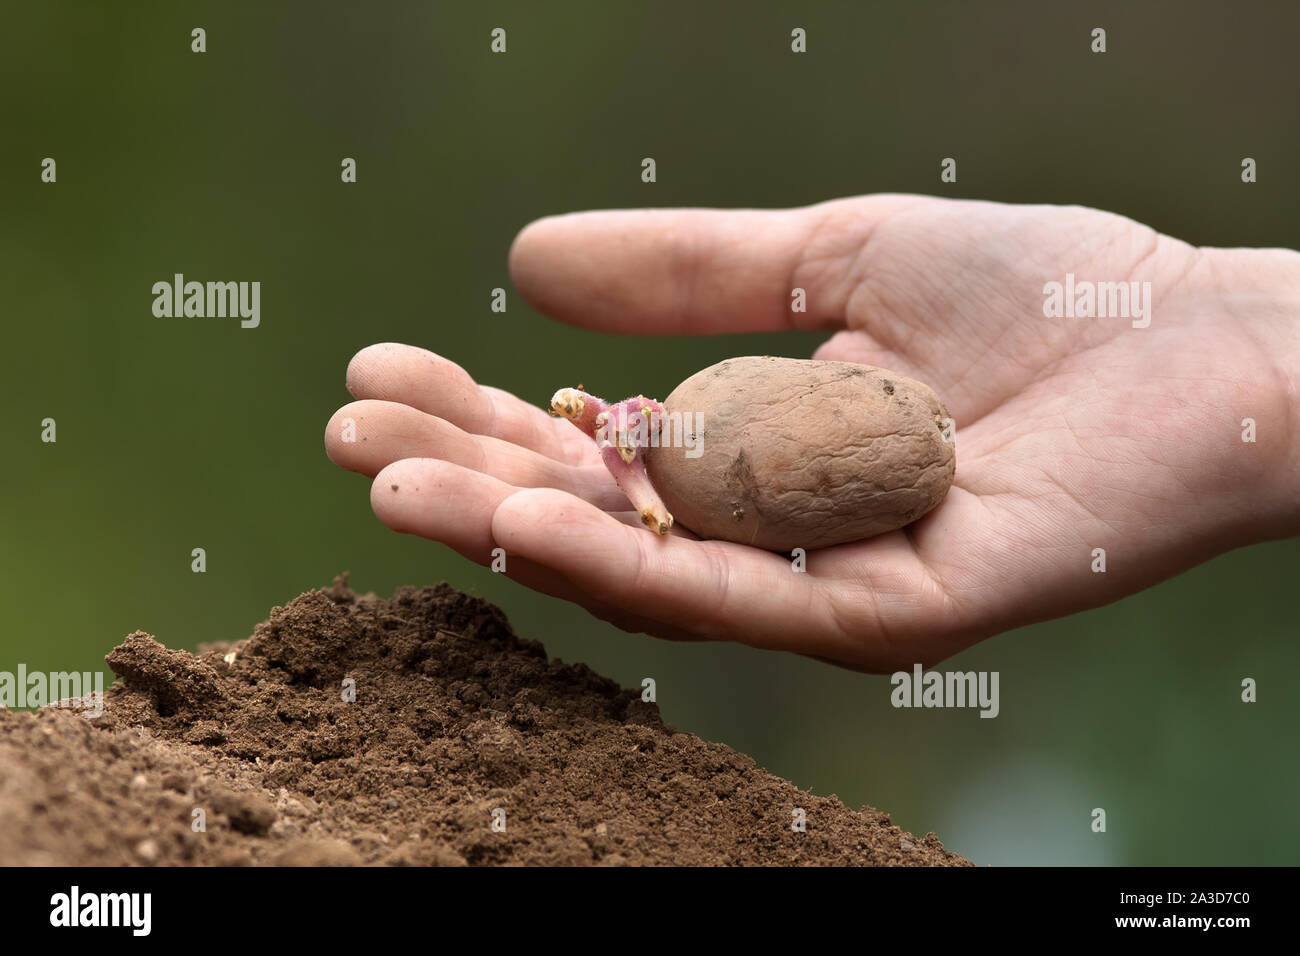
[1196,245,1300,535]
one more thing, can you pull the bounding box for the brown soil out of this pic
[0,577,969,866]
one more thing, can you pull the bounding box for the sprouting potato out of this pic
[550,356,955,551]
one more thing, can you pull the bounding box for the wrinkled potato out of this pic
[643,356,955,550]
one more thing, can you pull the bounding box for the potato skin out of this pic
[644,356,955,550]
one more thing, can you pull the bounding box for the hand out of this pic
[326,195,1300,671]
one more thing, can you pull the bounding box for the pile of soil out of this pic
[0,577,969,866]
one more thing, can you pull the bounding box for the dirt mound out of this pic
[0,577,969,866]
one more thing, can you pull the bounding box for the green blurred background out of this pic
[3,0,1297,865]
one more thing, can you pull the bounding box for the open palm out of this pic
[327,195,1297,671]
